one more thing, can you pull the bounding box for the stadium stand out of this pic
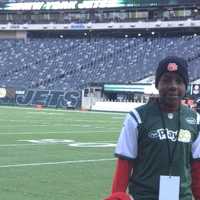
[0,0,199,110]
[0,34,200,92]
[4,0,63,2]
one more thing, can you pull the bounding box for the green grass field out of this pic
[0,106,126,200]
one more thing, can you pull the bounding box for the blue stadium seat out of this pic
[0,35,199,92]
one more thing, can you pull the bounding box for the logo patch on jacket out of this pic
[148,129,191,143]
[178,129,191,143]
[185,117,196,125]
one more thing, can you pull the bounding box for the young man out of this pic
[105,56,200,200]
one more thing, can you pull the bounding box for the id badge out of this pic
[159,175,180,200]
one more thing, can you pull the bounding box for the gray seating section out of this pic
[5,0,65,2]
[4,0,72,2]
[0,35,200,91]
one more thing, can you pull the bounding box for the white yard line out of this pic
[0,131,59,135]
[0,130,117,135]
[0,140,116,147]
[0,143,42,147]
[0,158,116,168]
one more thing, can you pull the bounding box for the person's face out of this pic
[157,72,186,107]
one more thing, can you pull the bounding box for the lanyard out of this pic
[158,102,181,175]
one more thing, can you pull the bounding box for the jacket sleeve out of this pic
[111,158,134,193]
[192,160,200,200]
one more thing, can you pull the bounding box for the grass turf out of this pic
[0,106,125,200]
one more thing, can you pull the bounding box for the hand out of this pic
[129,194,134,200]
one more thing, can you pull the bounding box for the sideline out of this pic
[0,158,116,168]
[0,105,126,115]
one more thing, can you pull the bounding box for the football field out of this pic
[0,106,125,200]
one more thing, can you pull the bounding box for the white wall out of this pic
[91,101,144,112]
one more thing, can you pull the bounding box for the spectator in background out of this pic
[104,56,200,200]
[196,99,200,114]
